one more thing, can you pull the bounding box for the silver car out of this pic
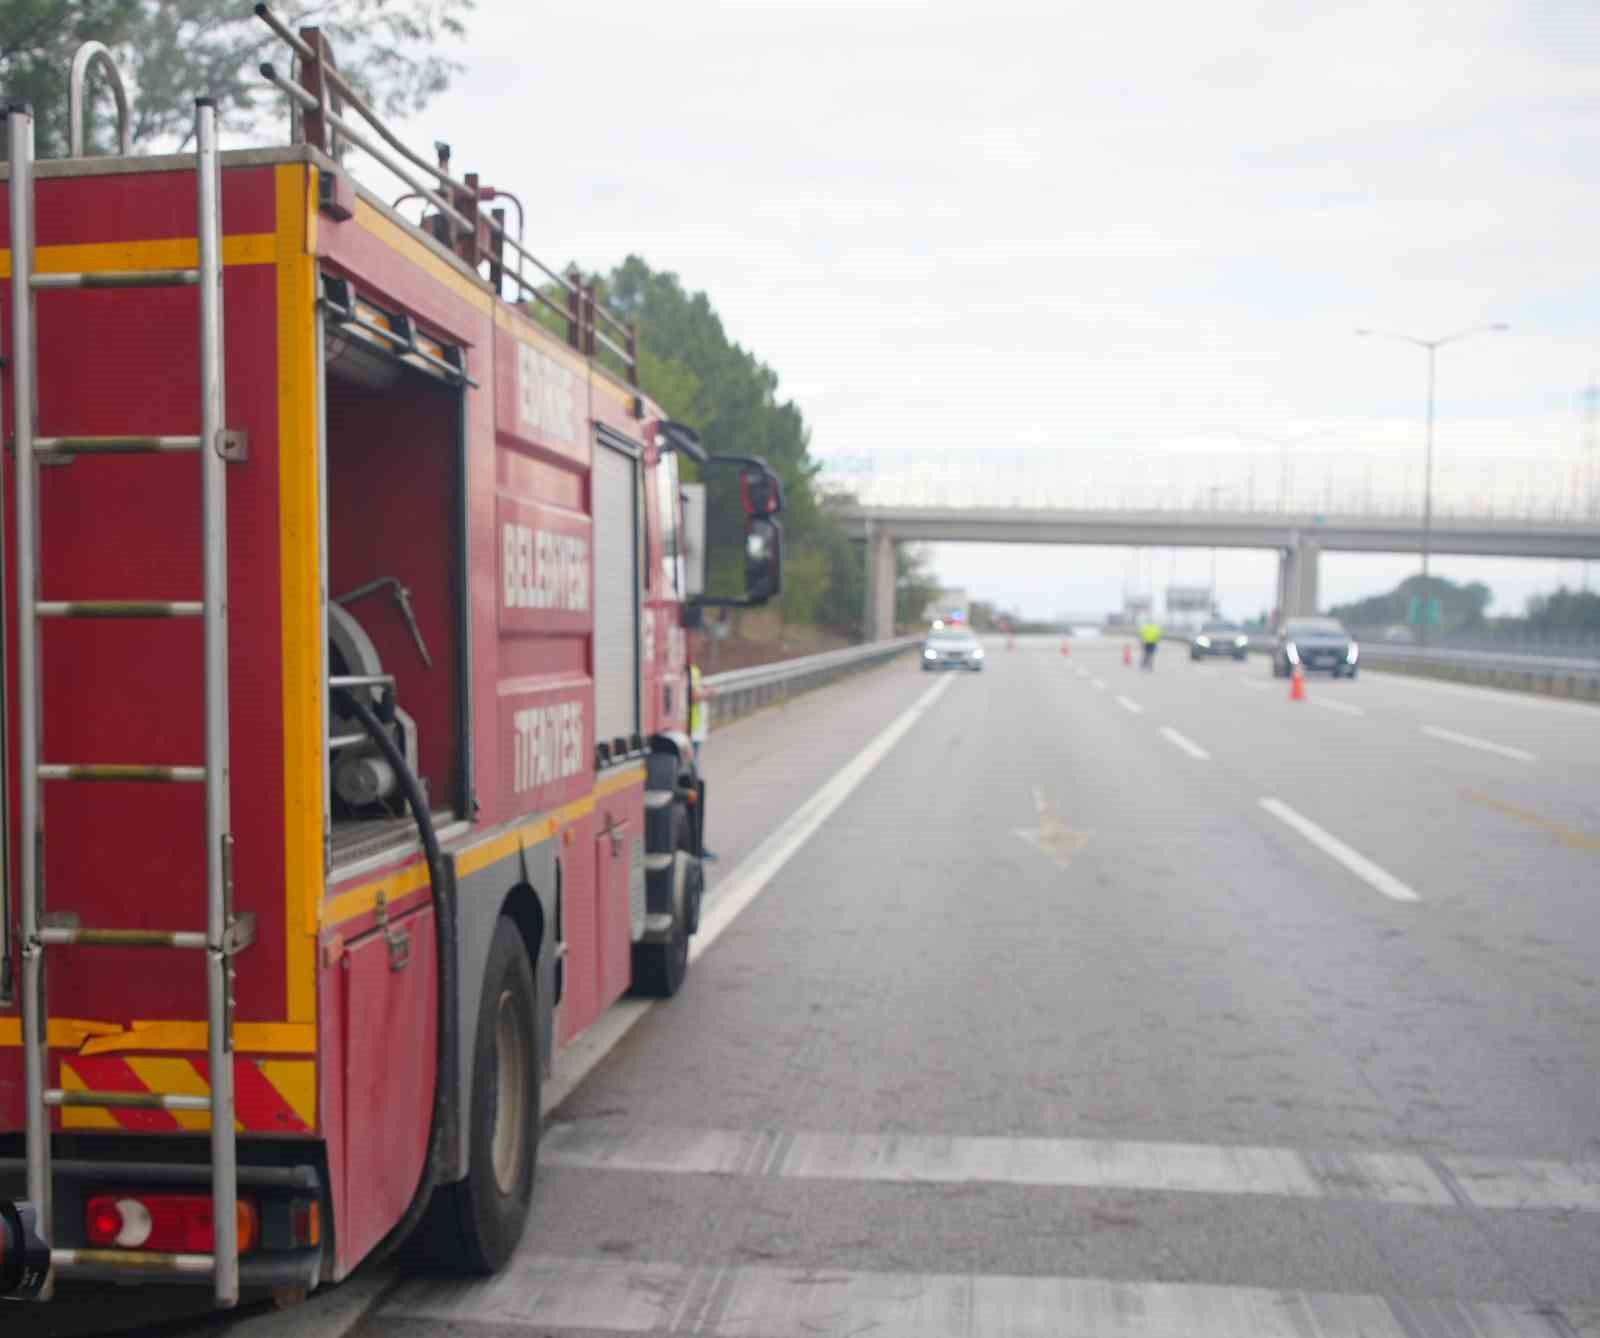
[922,628,985,671]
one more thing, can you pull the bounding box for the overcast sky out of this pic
[385,0,1600,620]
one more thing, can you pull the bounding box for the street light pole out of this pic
[1354,322,1508,644]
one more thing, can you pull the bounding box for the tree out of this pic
[1329,573,1490,634]
[1,0,473,157]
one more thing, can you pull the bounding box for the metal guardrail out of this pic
[1357,644,1600,700]
[1162,630,1599,699]
[704,636,921,728]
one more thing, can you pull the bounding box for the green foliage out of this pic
[780,547,830,627]
[604,256,878,635]
[0,0,473,156]
[1523,586,1600,631]
[1329,573,1490,633]
[895,545,942,630]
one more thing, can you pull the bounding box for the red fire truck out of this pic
[0,12,782,1308]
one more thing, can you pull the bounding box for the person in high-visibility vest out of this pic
[1139,620,1162,671]
[689,661,707,761]
[688,643,717,861]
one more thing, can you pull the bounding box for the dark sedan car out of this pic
[1190,621,1250,661]
[1273,617,1359,678]
[922,628,985,671]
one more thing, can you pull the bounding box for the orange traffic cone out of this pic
[1289,665,1306,701]
[1123,644,1133,667]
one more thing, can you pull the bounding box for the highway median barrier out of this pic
[704,636,923,729]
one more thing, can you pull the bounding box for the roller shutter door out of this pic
[592,438,639,750]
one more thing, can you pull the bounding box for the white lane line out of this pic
[1311,697,1366,716]
[543,674,956,1113]
[1090,677,1107,690]
[1075,666,1088,678]
[384,1255,1572,1338]
[1421,724,1536,763]
[1259,798,1420,903]
[1115,695,1143,714]
[1367,669,1600,716]
[1441,1155,1600,1212]
[1030,784,1047,816]
[542,1124,1454,1206]
[1160,726,1210,760]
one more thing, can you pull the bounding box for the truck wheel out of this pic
[633,812,690,998]
[413,916,539,1274]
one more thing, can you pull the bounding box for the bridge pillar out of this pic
[863,523,897,642]
[1277,535,1320,620]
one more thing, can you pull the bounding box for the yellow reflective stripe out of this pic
[325,766,647,927]
[124,1057,212,1132]
[58,1061,119,1130]
[0,233,276,279]
[276,162,323,1024]
[259,1060,317,1130]
[0,1018,316,1054]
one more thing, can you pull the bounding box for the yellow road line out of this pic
[1463,790,1600,853]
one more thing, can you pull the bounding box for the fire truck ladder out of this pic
[6,97,247,1307]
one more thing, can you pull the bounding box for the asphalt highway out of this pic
[351,637,1600,1338]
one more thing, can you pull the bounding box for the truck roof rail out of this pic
[254,4,639,387]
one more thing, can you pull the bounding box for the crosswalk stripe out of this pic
[382,1255,1577,1337]
[541,1125,1541,1209]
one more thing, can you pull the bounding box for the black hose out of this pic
[333,689,457,1264]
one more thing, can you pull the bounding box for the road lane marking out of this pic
[1422,725,1536,763]
[1367,669,1600,716]
[383,1254,1579,1338]
[542,1125,1455,1206]
[1160,726,1210,760]
[542,674,956,1114]
[1014,788,1092,868]
[1115,695,1143,714]
[1090,677,1106,689]
[1462,791,1600,852]
[1441,1155,1600,1211]
[1311,696,1366,716]
[1259,798,1420,903]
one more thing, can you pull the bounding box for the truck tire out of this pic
[632,808,690,998]
[412,916,540,1274]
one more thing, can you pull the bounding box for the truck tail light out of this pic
[86,1194,259,1255]
[291,1198,321,1249]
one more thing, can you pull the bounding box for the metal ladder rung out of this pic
[53,1248,215,1278]
[37,926,208,948]
[35,435,203,456]
[39,763,206,783]
[31,269,198,290]
[44,1088,211,1112]
[38,600,203,619]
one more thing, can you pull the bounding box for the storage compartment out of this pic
[322,302,466,868]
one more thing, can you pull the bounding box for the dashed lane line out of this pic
[1311,696,1366,716]
[1115,694,1143,714]
[542,673,957,1114]
[1160,725,1210,760]
[1259,797,1420,903]
[1090,677,1107,690]
[382,1254,1580,1338]
[1421,725,1536,763]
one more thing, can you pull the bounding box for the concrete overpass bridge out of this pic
[821,449,1600,640]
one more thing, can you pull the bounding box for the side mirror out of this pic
[744,517,782,604]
